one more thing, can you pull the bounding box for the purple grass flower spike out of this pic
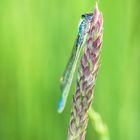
[68,3,103,140]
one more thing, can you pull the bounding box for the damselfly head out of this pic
[81,13,93,20]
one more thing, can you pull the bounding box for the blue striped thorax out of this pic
[78,13,93,45]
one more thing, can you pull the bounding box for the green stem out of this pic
[88,107,110,140]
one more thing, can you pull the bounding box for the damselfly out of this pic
[58,13,93,113]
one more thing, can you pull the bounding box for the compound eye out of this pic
[81,14,86,18]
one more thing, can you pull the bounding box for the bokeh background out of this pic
[0,0,140,140]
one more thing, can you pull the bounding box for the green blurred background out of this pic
[0,0,140,140]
